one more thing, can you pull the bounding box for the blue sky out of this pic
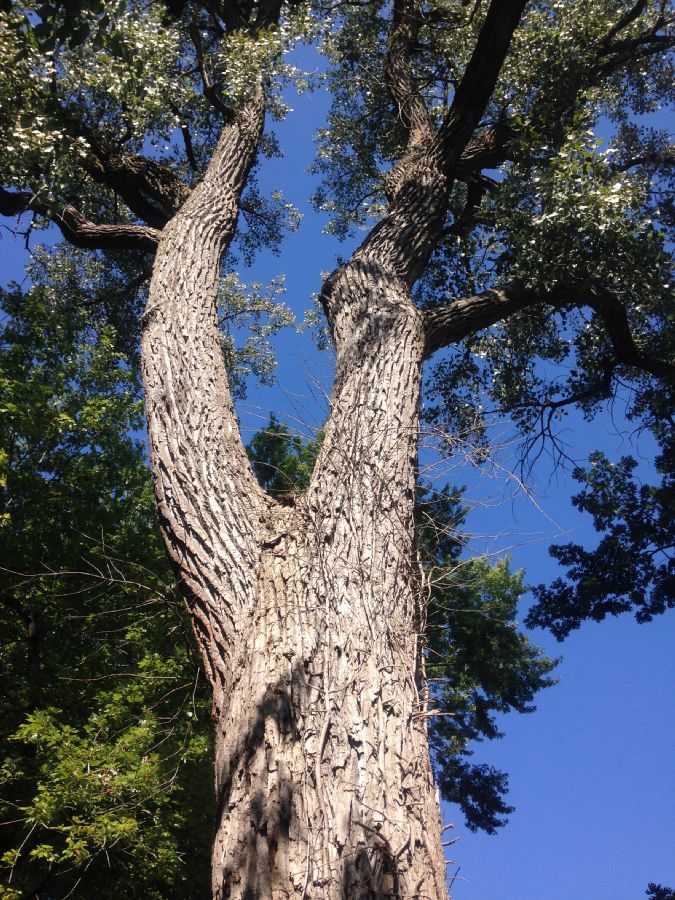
[1,46,673,900]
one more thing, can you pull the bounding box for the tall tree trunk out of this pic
[211,260,448,898]
[141,93,449,898]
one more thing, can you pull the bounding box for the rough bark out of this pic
[208,261,447,898]
[141,84,449,898]
[141,87,269,714]
[138,6,535,897]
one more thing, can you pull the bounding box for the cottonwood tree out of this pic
[1,1,673,897]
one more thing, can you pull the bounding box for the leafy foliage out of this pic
[2,0,672,473]
[646,885,675,900]
[419,486,557,833]
[305,1,675,504]
[0,0,314,264]
[218,273,296,398]
[527,441,674,639]
[246,414,322,493]
[0,282,213,899]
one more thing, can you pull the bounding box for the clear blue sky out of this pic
[1,49,673,900]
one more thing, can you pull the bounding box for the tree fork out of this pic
[141,85,449,897]
[211,274,448,896]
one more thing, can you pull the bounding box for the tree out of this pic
[646,886,675,900]
[1,1,673,897]
[528,441,674,638]
[0,321,550,898]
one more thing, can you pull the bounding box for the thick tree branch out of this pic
[455,116,513,178]
[423,282,541,355]
[348,5,522,287]
[423,281,675,383]
[594,3,675,78]
[598,35,675,77]
[208,0,249,31]
[611,149,675,174]
[79,128,193,228]
[385,0,434,150]
[446,179,491,238]
[253,0,287,31]
[0,188,160,252]
[490,6,675,178]
[160,0,189,18]
[38,103,193,228]
[434,0,527,171]
[140,85,267,702]
[161,0,246,30]
[586,287,675,381]
[601,0,649,46]
[169,102,200,172]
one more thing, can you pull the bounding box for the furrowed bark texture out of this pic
[141,90,448,899]
[141,90,269,713]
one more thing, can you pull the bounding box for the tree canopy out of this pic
[2,0,672,480]
[1,0,673,897]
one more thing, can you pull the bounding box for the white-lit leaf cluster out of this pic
[217,272,295,398]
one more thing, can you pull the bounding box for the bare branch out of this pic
[516,359,617,474]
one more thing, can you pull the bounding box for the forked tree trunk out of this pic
[141,93,449,899]
[209,265,448,899]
